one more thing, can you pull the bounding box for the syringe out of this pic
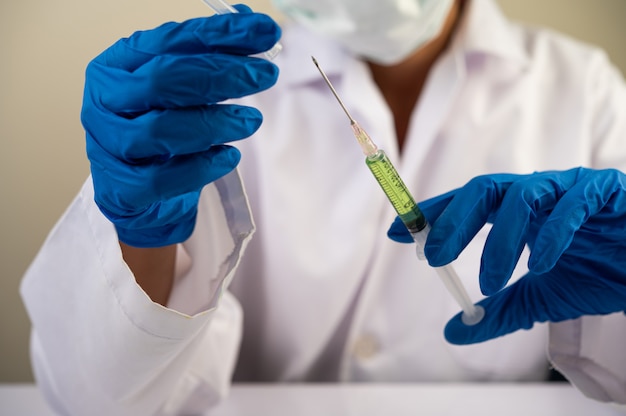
[312,56,484,326]
[201,0,283,60]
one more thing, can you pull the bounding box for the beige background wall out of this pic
[1,0,625,383]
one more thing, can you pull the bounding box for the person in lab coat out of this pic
[20,0,626,414]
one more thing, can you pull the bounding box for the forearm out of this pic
[120,242,176,306]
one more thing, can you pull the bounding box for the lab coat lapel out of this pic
[400,49,465,195]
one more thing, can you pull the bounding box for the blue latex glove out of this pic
[81,6,281,247]
[388,168,626,344]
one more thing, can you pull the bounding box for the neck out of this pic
[367,0,463,152]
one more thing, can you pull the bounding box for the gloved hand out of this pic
[388,168,626,344]
[81,6,281,247]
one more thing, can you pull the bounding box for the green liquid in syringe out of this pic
[366,151,427,233]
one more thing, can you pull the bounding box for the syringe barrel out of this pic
[365,150,427,233]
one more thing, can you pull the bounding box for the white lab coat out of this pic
[20,0,626,414]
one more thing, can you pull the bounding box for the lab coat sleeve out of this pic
[549,316,626,405]
[20,170,254,416]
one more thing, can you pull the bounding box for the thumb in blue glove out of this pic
[82,6,281,247]
[388,168,626,344]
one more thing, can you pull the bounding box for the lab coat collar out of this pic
[450,0,529,67]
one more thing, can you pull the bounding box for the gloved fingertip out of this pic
[386,229,414,244]
[479,281,500,297]
[231,4,281,42]
[257,60,280,85]
[422,224,459,266]
[444,306,498,345]
[200,145,241,171]
[387,217,413,243]
[232,4,253,13]
[232,105,264,130]
[478,265,506,296]
[423,245,448,267]
[444,312,480,345]
[221,145,242,166]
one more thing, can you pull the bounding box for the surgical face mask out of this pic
[272,0,454,65]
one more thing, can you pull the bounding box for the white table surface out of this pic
[1,383,624,415]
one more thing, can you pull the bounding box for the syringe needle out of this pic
[312,57,379,156]
[312,56,356,124]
